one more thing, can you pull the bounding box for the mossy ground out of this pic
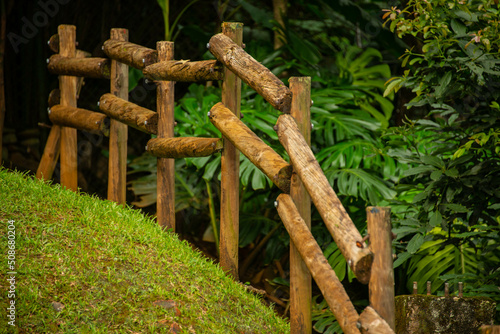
[0,168,290,333]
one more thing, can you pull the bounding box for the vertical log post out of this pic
[156,41,175,230]
[366,207,395,331]
[219,22,243,279]
[108,28,129,204]
[289,77,312,334]
[58,25,78,191]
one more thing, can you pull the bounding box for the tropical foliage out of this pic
[127,0,500,331]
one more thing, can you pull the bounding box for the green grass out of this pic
[0,168,290,333]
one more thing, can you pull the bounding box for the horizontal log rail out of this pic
[47,34,90,57]
[48,54,110,79]
[276,114,373,284]
[103,39,157,69]
[48,105,109,136]
[209,102,292,193]
[147,137,223,158]
[143,59,223,82]
[208,33,292,113]
[98,93,158,134]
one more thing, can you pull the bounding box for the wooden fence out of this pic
[37,23,396,334]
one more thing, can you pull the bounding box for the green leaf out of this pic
[394,251,412,268]
[450,19,467,35]
[383,77,403,97]
[251,168,267,190]
[442,203,468,213]
[430,170,442,180]
[434,72,452,99]
[407,234,425,254]
[202,156,221,181]
[430,211,442,228]
[444,168,459,177]
[403,165,437,177]
[421,156,445,169]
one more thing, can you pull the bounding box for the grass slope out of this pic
[0,169,289,333]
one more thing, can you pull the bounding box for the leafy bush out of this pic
[382,0,500,321]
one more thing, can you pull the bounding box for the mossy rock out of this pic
[395,295,496,334]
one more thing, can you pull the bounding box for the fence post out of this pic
[366,206,395,330]
[36,125,61,180]
[156,41,175,230]
[219,22,243,279]
[107,28,129,204]
[58,25,78,191]
[289,77,312,333]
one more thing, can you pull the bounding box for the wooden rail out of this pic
[38,23,396,334]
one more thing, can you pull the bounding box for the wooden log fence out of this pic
[289,77,312,333]
[99,93,158,134]
[143,59,223,82]
[38,23,396,333]
[48,54,110,79]
[48,105,109,136]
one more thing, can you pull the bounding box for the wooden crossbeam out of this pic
[209,33,292,113]
[146,137,223,159]
[143,59,223,82]
[99,93,157,134]
[48,55,110,79]
[209,102,291,193]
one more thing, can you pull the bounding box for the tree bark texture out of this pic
[156,41,175,231]
[272,0,288,50]
[48,34,90,57]
[209,33,292,113]
[276,194,361,334]
[276,114,373,284]
[48,89,61,108]
[103,39,157,69]
[38,43,86,181]
[58,24,78,191]
[219,22,243,280]
[48,54,110,79]
[107,28,129,205]
[99,93,157,135]
[358,306,395,334]
[209,102,291,193]
[482,326,500,334]
[49,105,109,136]
[366,207,395,330]
[36,125,61,180]
[147,137,223,159]
[289,77,312,334]
[143,59,223,82]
